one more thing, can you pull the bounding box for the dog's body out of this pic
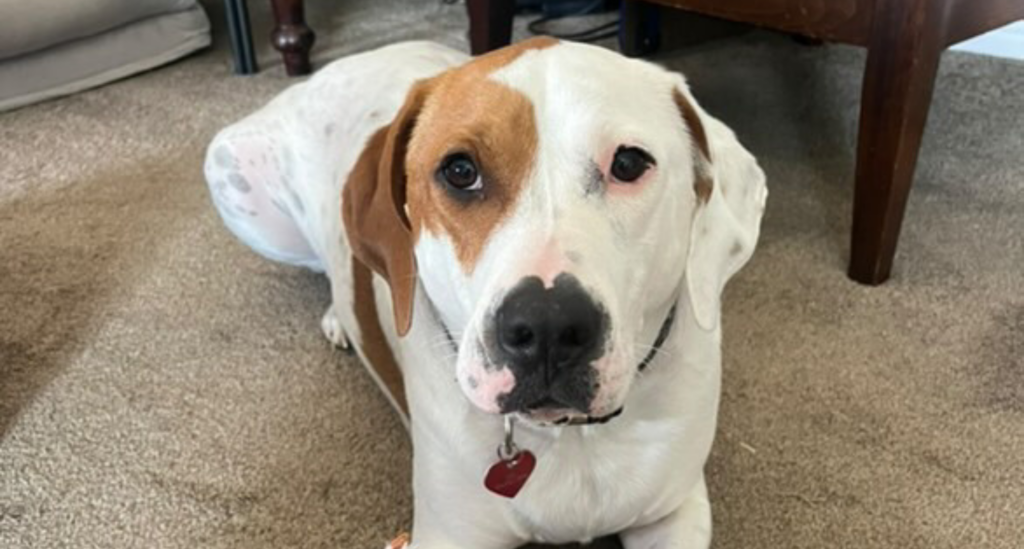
[205,39,766,548]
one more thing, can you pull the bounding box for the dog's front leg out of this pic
[386,535,513,549]
[401,515,522,549]
[620,476,712,549]
[397,488,522,549]
[392,528,519,549]
[320,304,351,350]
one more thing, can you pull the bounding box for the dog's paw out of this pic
[385,532,410,549]
[321,306,351,350]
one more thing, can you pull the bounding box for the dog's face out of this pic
[345,38,766,424]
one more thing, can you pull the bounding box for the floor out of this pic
[1,1,1022,548]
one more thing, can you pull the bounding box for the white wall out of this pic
[952,21,1024,60]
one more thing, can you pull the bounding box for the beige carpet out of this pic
[2,1,1022,548]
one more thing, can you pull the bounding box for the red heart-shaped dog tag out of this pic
[484,450,536,498]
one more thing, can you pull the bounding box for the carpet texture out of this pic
[1,1,1022,548]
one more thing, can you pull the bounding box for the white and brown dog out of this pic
[205,37,766,549]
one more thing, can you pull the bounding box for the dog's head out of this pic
[345,38,766,424]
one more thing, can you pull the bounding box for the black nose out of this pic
[494,274,606,378]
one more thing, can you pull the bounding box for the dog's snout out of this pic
[494,274,605,376]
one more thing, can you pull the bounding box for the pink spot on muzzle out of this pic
[465,367,516,414]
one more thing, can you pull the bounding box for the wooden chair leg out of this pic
[619,0,661,57]
[849,0,949,284]
[467,0,516,55]
[270,0,315,76]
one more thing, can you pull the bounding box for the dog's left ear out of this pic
[343,79,434,337]
[674,82,768,331]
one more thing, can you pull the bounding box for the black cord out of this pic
[527,0,620,43]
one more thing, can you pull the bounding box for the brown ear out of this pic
[673,87,713,203]
[674,82,767,331]
[343,80,433,337]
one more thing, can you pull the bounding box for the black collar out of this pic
[638,304,677,372]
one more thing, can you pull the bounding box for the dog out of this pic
[205,37,766,549]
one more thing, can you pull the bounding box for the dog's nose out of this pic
[494,274,605,376]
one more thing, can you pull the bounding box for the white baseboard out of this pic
[952,21,1024,60]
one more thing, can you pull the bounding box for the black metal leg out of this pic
[225,0,258,75]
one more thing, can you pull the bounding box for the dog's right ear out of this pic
[674,81,767,332]
[343,79,434,337]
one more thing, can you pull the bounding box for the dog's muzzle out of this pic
[444,274,678,427]
[488,274,609,416]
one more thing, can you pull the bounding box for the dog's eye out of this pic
[439,153,482,191]
[610,146,655,183]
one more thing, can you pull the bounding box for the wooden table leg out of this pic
[620,0,661,57]
[849,0,949,284]
[270,0,315,76]
[467,0,516,55]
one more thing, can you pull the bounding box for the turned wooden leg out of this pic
[270,0,315,76]
[467,0,515,55]
[849,0,949,284]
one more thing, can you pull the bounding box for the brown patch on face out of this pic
[404,39,556,272]
[673,89,713,203]
[341,39,557,334]
[352,258,408,417]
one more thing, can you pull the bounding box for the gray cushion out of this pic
[0,0,197,60]
[0,5,209,112]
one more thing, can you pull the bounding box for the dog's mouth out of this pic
[518,402,624,426]
[554,407,624,426]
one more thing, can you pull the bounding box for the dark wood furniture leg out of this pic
[849,0,948,284]
[467,0,516,55]
[620,0,661,57]
[270,0,315,76]
[225,0,258,74]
